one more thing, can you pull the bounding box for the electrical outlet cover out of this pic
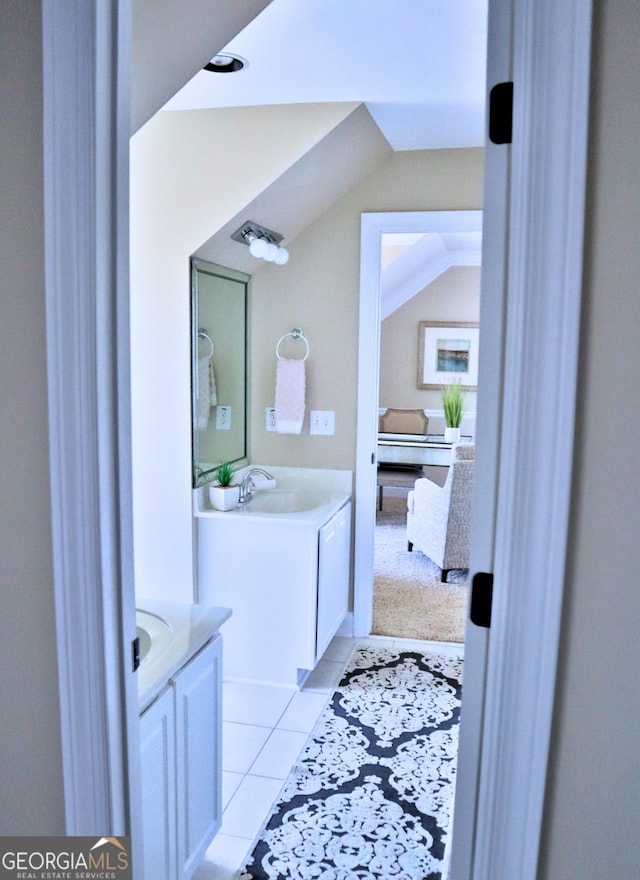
[216,405,231,430]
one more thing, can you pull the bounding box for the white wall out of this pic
[0,3,65,833]
[539,0,640,876]
[130,103,358,602]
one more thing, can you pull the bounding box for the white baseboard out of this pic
[337,612,354,637]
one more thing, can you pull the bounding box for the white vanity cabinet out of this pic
[197,491,352,687]
[139,635,223,880]
[139,685,176,880]
[316,502,351,663]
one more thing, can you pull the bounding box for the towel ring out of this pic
[198,329,215,359]
[276,328,310,361]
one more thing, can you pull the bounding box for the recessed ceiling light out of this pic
[204,53,248,74]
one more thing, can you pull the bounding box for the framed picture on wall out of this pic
[417,321,480,389]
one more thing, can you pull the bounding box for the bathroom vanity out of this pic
[194,466,352,687]
[136,600,231,880]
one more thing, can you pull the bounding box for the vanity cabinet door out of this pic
[139,685,176,880]
[316,501,352,662]
[174,634,223,879]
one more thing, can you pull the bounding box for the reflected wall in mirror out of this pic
[191,258,248,487]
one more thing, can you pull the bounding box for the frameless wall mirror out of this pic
[191,258,249,487]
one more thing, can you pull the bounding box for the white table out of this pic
[377,433,472,467]
[376,434,472,509]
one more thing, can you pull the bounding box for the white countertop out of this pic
[136,598,232,711]
[193,465,353,527]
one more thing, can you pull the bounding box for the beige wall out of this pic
[379,266,481,414]
[539,0,640,876]
[249,148,485,470]
[130,103,357,601]
[0,3,65,832]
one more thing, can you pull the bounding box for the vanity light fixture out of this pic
[231,220,290,266]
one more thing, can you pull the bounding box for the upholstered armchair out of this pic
[406,443,474,582]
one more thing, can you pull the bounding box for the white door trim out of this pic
[354,210,483,639]
[45,0,592,874]
[42,0,140,848]
[355,0,593,877]
[467,1,593,878]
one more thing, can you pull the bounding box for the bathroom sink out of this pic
[245,489,333,514]
[135,609,174,666]
[136,625,152,662]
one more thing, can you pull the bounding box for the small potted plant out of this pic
[441,382,464,443]
[208,461,240,511]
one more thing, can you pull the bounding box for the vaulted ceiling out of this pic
[132,1,487,312]
[158,0,488,151]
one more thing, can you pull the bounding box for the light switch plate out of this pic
[310,410,335,435]
[266,407,277,431]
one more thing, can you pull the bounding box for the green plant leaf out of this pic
[441,382,464,427]
[215,460,236,486]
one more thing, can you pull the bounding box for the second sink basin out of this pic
[136,609,173,665]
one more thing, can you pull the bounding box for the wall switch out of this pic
[216,405,231,430]
[310,410,335,436]
[266,407,277,431]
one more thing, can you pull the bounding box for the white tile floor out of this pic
[193,634,462,879]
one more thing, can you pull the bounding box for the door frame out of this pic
[463,1,593,877]
[42,0,142,861]
[44,0,593,876]
[354,1,593,877]
[354,209,484,638]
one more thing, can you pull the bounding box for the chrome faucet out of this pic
[238,468,274,503]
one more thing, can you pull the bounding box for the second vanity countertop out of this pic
[136,598,232,711]
[192,465,353,527]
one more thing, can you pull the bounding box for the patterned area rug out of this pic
[373,497,468,642]
[240,644,463,880]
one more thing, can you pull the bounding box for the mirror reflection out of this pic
[191,258,248,486]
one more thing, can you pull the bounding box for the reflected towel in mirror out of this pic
[196,356,218,430]
[275,357,305,433]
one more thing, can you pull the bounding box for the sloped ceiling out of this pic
[131,0,271,133]
[194,104,392,271]
[380,231,482,319]
[161,0,488,151]
[132,1,486,289]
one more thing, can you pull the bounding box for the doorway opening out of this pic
[40,1,593,876]
[354,211,484,646]
[372,224,482,642]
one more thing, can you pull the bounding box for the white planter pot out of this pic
[444,426,461,443]
[208,484,240,511]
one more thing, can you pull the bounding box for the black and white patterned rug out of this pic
[240,644,463,880]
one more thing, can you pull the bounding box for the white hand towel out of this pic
[196,356,212,430]
[275,357,306,433]
[208,359,217,407]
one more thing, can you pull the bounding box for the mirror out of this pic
[191,258,249,486]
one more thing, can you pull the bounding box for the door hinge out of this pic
[489,82,514,145]
[470,572,494,628]
[132,636,141,672]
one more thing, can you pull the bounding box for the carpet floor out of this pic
[372,497,468,643]
[240,644,463,880]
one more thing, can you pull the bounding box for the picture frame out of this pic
[417,321,480,390]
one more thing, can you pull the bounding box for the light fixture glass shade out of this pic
[249,236,268,258]
[274,246,289,265]
[263,242,279,262]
